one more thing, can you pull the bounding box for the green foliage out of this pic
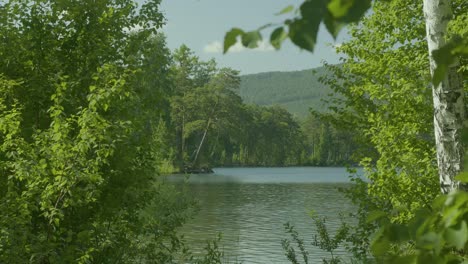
[170,48,245,170]
[168,46,355,169]
[302,115,358,166]
[313,0,467,261]
[282,214,350,264]
[432,36,468,85]
[310,213,349,263]
[282,222,310,264]
[237,105,305,166]
[239,67,332,118]
[0,0,199,262]
[320,0,445,223]
[193,234,225,264]
[224,0,372,53]
[338,172,378,262]
[151,119,177,174]
[369,189,468,263]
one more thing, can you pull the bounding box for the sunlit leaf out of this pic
[455,172,468,183]
[327,0,354,18]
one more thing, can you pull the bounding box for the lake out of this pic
[167,167,358,263]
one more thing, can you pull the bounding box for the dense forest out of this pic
[163,46,356,171]
[1,0,467,263]
[239,67,332,117]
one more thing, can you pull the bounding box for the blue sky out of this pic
[156,0,347,74]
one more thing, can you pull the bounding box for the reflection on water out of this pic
[167,167,358,264]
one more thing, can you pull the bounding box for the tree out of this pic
[170,47,246,170]
[423,0,466,193]
[170,45,218,170]
[0,1,196,262]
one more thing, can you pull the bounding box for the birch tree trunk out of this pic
[192,117,212,165]
[192,99,219,166]
[423,0,466,193]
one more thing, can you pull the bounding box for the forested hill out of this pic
[239,66,333,118]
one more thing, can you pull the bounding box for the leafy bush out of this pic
[369,175,468,263]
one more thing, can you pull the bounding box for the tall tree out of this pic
[423,0,466,193]
[0,1,195,262]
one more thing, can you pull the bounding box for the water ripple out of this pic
[171,167,359,263]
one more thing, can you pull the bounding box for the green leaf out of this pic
[288,19,318,52]
[276,5,294,16]
[370,228,391,256]
[387,224,410,242]
[287,0,325,52]
[444,220,468,250]
[299,0,325,26]
[461,127,468,145]
[431,36,467,86]
[224,28,244,53]
[323,12,345,39]
[366,210,387,223]
[327,0,354,18]
[257,23,273,31]
[432,194,447,210]
[389,255,417,264]
[432,64,448,87]
[270,27,287,49]
[417,232,441,251]
[241,31,262,49]
[417,254,445,264]
[455,172,468,183]
[340,0,371,23]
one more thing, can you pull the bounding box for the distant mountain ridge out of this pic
[239,66,333,118]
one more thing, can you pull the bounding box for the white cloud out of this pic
[255,40,275,52]
[203,40,275,54]
[203,41,223,53]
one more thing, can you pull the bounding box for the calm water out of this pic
[168,167,358,263]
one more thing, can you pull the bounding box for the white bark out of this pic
[423,0,466,193]
[192,117,211,165]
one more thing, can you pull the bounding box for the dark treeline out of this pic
[160,45,357,172]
